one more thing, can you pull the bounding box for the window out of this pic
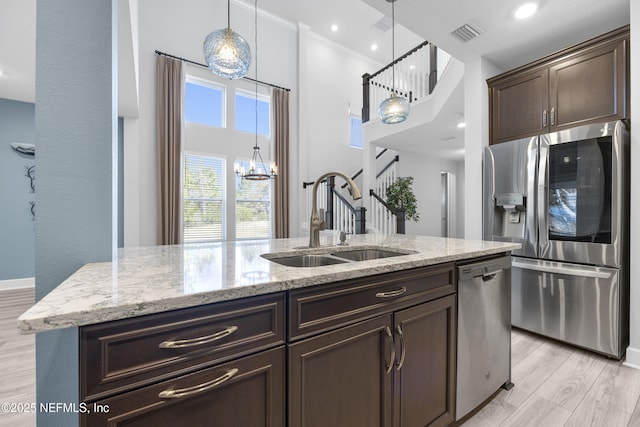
[235,160,272,239]
[235,91,270,136]
[183,154,225,242]
[184,79,225,127]
[350,115,363,148]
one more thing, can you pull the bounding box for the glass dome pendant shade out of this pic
[378,92,410,124]
[203,0,251,79]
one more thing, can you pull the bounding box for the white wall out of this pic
[296,29,382,235]
[125,0,383,244]
[398,153,463,237]
[127,0,297,246]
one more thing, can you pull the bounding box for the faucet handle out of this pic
[338,231,348,246]
[318,209,327,230]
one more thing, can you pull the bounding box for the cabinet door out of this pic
[490,69,548,144]
[82,347,285,427]
[549,39,627,130]
[393,295,456,427]
[288,315,393,427]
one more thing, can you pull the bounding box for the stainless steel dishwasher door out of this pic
[456,255,512,420]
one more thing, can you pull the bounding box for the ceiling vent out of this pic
[450,23,484,42]
[372,15,392,32]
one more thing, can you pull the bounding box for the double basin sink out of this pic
[262,247,415,267]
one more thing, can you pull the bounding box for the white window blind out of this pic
[183,154,225,242]
[235,160,272,239]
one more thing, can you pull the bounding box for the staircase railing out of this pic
[362,41,451,123]
[369,153,404,234]
[370,190,406,234]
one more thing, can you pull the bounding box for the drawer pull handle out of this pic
[158,368,239,399]
[395,324,406,371]
[376,287,407,299]
[385,326,396,375]
[159,326,239,349]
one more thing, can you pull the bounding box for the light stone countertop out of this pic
[18,234,520,333]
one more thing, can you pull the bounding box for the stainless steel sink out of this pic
[263,246,415,267]
[267,254,349,267]
[331,249,407,261]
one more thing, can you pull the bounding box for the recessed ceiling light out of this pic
[370,44,378,51]
[457,122,466,129]
[513,2,538,20]
[331,24,338,32]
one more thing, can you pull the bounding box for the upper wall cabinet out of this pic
[488,26,629,145]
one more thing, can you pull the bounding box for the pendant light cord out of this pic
[227,0,231,29]
[391,0,395,94]
[254,0,259,150]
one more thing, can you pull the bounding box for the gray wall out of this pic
[0,102,124,281]
[35,0,117,425]
[0,99,35,280]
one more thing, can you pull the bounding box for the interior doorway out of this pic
[441,171,452,237]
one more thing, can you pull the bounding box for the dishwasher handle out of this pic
[458,255,511,281]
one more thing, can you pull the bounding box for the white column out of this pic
[625,4,640,369]
[463,57,501,239]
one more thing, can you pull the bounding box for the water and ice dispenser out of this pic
[492,193,526,239]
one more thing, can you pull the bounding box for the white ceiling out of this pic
[0,0,631,158]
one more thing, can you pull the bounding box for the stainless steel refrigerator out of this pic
[483,120,629,358]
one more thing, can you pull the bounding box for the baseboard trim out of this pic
[0,277,35,291]
[624,346,640,370]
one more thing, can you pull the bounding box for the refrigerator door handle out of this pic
[537,137,549,256]
[526,139,538,257]
[512,260,614,279]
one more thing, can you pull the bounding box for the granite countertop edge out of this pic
[18,236,520,334]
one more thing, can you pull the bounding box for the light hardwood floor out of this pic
[0,288,35,427]
[1,288,639,427]
[463,328,640,427]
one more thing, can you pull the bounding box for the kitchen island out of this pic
[19,234,519,426]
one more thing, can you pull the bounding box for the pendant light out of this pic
[203,0,251,79]
[234,0,277,181]
[378,0,410,124]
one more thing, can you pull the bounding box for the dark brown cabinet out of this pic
[393,296,456,427]
[489,26,629,145]
[289,315,393,427]
[80,293,286,426]
[83,346,285,427]
[288,265,457,427]
[80,263,458,427]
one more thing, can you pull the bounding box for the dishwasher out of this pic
[456,254,513,420]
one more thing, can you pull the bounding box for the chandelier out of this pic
[234,0,277,181]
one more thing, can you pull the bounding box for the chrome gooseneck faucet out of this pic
[309,172,362,248]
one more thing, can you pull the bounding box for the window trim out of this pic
[349,114,363,149]
[185,75,227,128]
[233,157,273,240]
[182,151,227,243]
[234,88,271,138]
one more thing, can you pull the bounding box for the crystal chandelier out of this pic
[378,0,410,124]
[203,0,251,79]
[234,0,277,181]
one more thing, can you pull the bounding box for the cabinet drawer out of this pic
[289,264,455,340]
[82,346,285,427]
[81,292,285,401]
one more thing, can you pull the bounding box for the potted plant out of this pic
[386,177,420,223]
